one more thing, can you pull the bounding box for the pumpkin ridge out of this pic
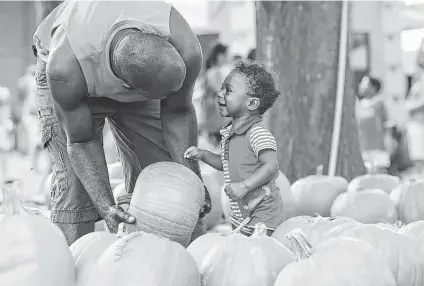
[141,162,204,187]
[130,206,196,229]
[139,200,199,214]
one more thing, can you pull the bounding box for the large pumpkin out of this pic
[195,223,294,286]
[220,170,294,221]
[272,215,356,250]
[88,231,200,286]
[0,182,76,286]
[331,189,398,223]
[347,173,400,194]
[390,180,424,223]
[323,223,424,286]
[70,232,118,286]
[126,162,205,247]
[274,229,397,286]
[399,221,424,252]
[291,165,348,217]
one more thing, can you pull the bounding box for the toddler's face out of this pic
[216,71,250,118]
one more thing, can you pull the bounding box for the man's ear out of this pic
[246,97,260,111]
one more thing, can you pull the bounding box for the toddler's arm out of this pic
[184,146,223,171]
[242,126,279,192]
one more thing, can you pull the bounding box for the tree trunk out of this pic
[256,1,365,183]
[35,1,62,25]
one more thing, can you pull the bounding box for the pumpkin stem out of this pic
[231,217,252,234]
[316,165,324,176]
[286,228,314,261]
[251,223,267,237]
[2,180,23,215]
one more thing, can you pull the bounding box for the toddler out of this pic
[184,61,284,236]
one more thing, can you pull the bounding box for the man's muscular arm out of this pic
[46,27,134,232]
[162,8,212,216]
[163,8,202,178]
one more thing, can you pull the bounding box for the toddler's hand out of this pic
[225,182,249,200]
[184,146,204,161]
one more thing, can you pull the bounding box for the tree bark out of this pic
[35,1,62,25]
[256,1,365,183]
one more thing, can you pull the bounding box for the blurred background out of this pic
[1,0,424,206]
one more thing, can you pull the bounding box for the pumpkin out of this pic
[272,215,356,250]
[125,162,205,247]
[107,162,124,189]
[399,221,424,252]
[195,223,294,286]
[0,182,76,286]
[322,223,424,286]
[187,232,227,265]
[88,231,200,286]
[70,232,118,286]
[274,229,397,286]
[220,170,294,221]
[347,173,400,194]
[331,189,398,223]
[390,180,424,223]
[291,165,348,217]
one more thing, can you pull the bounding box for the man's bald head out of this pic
[110,29,186,98]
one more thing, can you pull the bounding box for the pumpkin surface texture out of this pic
[291,165,348,217]
[271,215,356,250]
[274,229,397,286]
[347,173,400,194]
[87,231,200,286]
[390,180,424,223]
[331,189,398,223]
[322,223,424,286]
[197,223,294,286]
[126,162,205,247]
[0,215,76,286]
[70,231,118,286]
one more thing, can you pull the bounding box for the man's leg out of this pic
[107,99,207,239]
[35,56,104,245]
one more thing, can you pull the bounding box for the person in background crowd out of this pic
[19,65,46,171]
[356,75,392,172]
[33,0,210,245]
[200,43,232,146]
[232,54,242,63]
[14,66,37,155]
[247,48,256,61]
[0,85,15,183]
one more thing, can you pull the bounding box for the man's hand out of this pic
[224,182,249,201]
[103,205,136,233]
[199,186,211,218]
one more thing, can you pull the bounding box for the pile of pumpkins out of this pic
[3,161,424,285]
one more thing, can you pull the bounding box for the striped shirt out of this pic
[220,123,277,234]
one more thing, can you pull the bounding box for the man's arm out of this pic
[47,27,134,232]
[163,7,203,178]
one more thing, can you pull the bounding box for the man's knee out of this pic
[56,222,95,246]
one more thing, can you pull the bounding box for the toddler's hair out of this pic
[233,60,281,114]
